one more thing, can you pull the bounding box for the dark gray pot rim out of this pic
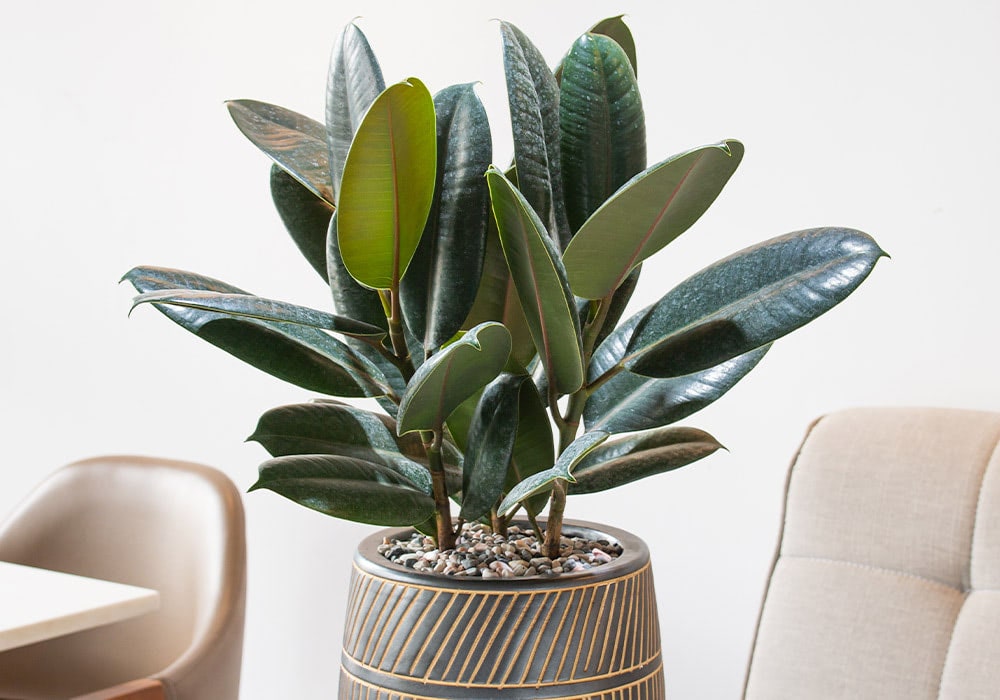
[353,518,650,591]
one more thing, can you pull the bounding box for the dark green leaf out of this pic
[500,21,571,249]
[460,374,522,522]
[588,16,638,75]
[586,305,770,433]
[497,431,609,516]
[270,165,334,282]
[250,401,432,493]
[401,84,492,354]
[326,22,385,201]
[569,426,723,494]
[226,100,333,205]
[563,140,744,300]
[624,228,887,378]
[506,376,553,518]
[250,454,434,526]
[131,290,386,340]
[463,167,536,368]
[486,167,583,397]
[397,322,512,435]
[337,78,437,290]
[560,32,646,233]
[123,267,389,398]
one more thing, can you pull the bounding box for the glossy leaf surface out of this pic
[326,213,389,331]
[624,228,887,378]
[250,401,432,493]
[570,426,723,494]
[227,100,334,205]
[505,376,554,518]
[397,322,511,435]
[589,16,638,75]
[270,165,334,281]
[487,167,583,396]
[497,431,608,517]
[563,140,744,300]
[586,302,770,433]
[337,78,437,290]
[500,21,570,249]
[131,290,386,339]
[560,32,646,233]
[251,454,434,526]
[463,168,536,368]
[326,22,385,201]
[460,374,522,522]
[124,267,388,398]
[401,84,492,353]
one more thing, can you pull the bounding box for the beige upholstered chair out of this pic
[744,407,1000,699]
[0,456,246,700]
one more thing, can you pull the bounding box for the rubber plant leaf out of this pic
[326,212,389,332]
[401,83,492,354]
[505,375,554,519]
[130,290,386,340]
[337,78,437,290]
[497,430,609,517]
[226,100,334,206]
[250,454,435,526]
[459,373,522,522]
[569,426,724,494]
[123,267,390,399]
[299,399,465,492]
[585,344,770,434]
[554,15,638,83]
[270,165,334,282]
[397,322,512,435]
[560,32,646,233]
[588,16,638,75]
[249,401,433,493]
[563,140,744,300]
[326,22,385,201]
[500,21,571,249]
[486,167,584,397]
[623,227,888,378]
[463,166,536,369]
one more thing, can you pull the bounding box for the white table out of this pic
[0,561,160,652]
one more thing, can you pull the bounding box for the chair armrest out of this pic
[72,679,166,700]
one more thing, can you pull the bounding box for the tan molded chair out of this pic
[744,407,1000,699]
[0,456,246,700]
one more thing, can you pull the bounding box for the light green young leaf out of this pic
[337,78,437,290]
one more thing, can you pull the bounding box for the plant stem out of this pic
[542,296,615,558]
[424,430,456,550]
[491,510,508,538]
[544,391,588,557]
[384,290,410,362]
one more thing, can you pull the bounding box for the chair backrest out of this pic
[744,407,1000,699]
[0,456,246,700]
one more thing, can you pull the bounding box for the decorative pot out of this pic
[338,519,664,699]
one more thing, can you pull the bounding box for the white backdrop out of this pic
[2,1,998,697]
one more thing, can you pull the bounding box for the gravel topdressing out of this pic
[377,522,623,578]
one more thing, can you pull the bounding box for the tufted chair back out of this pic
[744,407,1000,699]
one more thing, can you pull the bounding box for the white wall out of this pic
[2,0,997,697]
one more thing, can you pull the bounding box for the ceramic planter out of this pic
[338,519,663,699]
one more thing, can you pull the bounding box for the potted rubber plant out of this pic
[125,15,885,698]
